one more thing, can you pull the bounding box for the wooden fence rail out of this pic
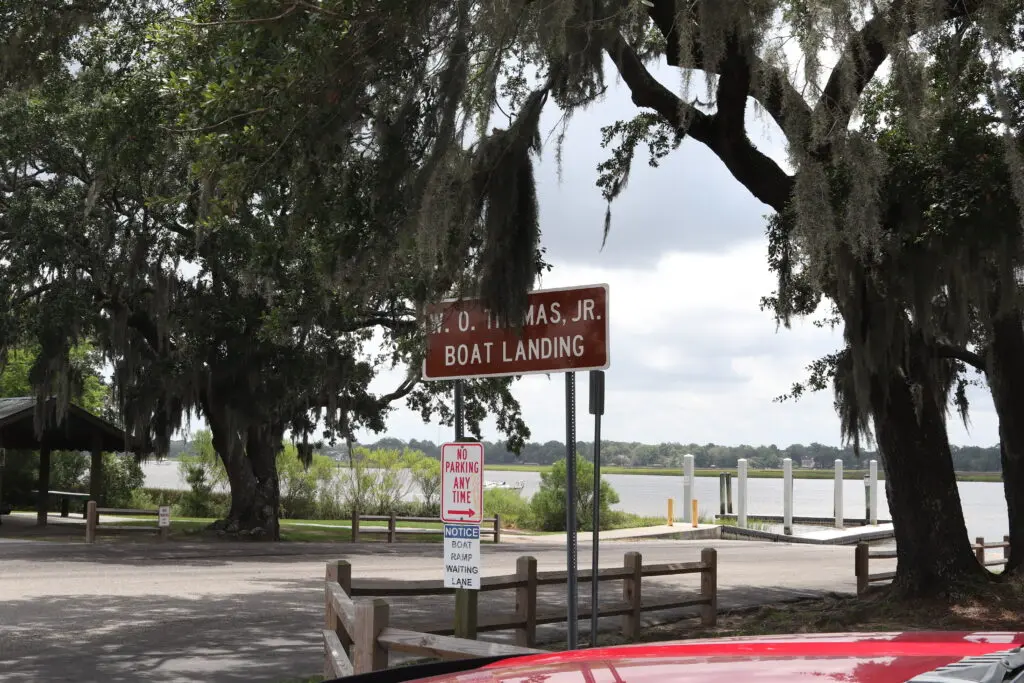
[322,548,718,676]
[351,510,502,543]
[84,500,169,543]
[855,535,1010,595]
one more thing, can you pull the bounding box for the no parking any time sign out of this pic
[440,442,484,525]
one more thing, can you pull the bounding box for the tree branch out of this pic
[935,342,987,372]
[377,368,422,406]
[11,282,52,307]
[814,0,987,148]
[602,29,794,212]
[647,0,810,133]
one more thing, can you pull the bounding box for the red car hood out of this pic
[416,632,1024,683]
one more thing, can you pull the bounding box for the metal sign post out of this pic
[588,370,605,647]
[565,370,578,650]
[454,379,465,441]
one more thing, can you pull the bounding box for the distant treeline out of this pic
[163,436,1001,472]
[354,438,1002,473]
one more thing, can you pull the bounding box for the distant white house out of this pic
[800,457,816,469]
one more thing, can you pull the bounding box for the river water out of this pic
[142,461,1010,541]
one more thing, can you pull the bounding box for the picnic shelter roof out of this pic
[0,397,148,453]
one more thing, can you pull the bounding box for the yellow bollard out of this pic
[691,499,698,528]
[667,498,674,526]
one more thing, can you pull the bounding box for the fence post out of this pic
[325,560,353,677]
[700,548,717,627]
[514,556,537,647]
[667,498,674,526]
[725,473,733,514]
[621,552,642,640]
[975,536,985,565]
[855,543,869,596]
[85,500,97,544]
[387,512,396,544]
[159,508,170,541]
[454,589,478,640]
[1005,535,1011,563]
[351,509,360,543]
[353,598,389,674]
[494,514,501,544]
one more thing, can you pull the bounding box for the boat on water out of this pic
[483,480,526,491]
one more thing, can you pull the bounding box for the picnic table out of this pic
[33,490,91,518]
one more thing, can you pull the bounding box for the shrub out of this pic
[483,488,532,529]
[99,453,145,508]
[529,455,620,532]
[278,444,336,519]
[173,431,230,518]
[337,446,423,515]
[411,458,441,507]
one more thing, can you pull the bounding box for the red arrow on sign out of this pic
[449,509,476,517]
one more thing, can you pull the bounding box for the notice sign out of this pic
[441,442,483,524]
[158,506,170,528]
[444,524,481,589]
[422,284,609,380]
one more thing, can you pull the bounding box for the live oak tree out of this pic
[0,5,530,538]
[771,23,1024,575]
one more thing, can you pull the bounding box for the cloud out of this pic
[363,238,999,447]
[531,62,790,269]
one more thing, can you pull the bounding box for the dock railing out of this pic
[322,548,717,675]
[855,536,1010,595]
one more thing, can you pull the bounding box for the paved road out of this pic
[0,538,862,683]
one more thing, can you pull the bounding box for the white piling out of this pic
[682,454,694,523]
[834,459,844,529]
[869,459,878,525]
[737,459,748,528]
[783,457,793,535]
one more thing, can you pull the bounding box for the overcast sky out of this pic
[354,68,1000,449]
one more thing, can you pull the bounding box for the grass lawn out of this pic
[486,464,1002,483]
[114,516,447,543]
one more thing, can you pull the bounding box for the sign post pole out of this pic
[565,371,578,650]
[588,370,605,647]
[453,379,465,441]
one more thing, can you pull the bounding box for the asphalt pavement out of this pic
[0,538,863,683]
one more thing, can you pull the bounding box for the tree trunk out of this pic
[985,310,1024,574]
[204,401,282,541]
[871,358,984,596]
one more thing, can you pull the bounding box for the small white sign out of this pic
[443,524,481,590]
[441,442,484,524]
[158,506,170,528]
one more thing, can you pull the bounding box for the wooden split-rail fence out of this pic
[84,500,169,543]
[322,548,718,677]
[350,510,502,543]
[855,536,1010,595]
